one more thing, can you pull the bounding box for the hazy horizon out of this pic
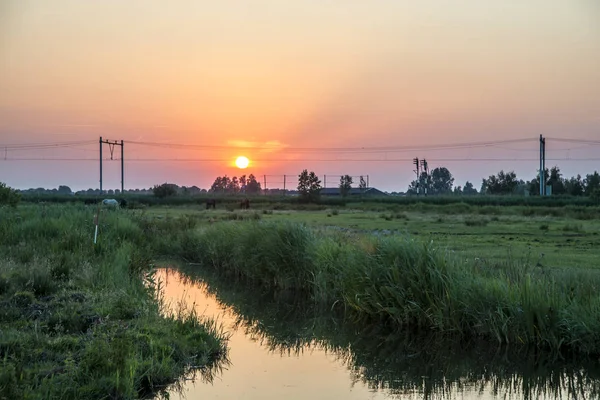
[1,1,599,192]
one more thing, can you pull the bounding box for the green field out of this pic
[2,199,600,398]
[140,202,600,270]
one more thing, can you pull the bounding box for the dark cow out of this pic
[240,198,250,210]
[84,199,98,206]
[206,199,216,210]
[119,199,128,208]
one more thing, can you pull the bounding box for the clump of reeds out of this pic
[182,220,600,356]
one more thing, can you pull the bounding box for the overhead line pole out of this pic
[121,140,124,194]
[99,137,125,195]
[539,135,546,196]
[99,136,103,193]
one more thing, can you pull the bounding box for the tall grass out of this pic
[178,221,600,356]
[0,205,228,399]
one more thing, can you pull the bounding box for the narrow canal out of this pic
[156,267,600,400]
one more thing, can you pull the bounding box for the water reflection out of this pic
[158,266,600,400]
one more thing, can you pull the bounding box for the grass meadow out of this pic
[2,198,600,398]
[0,204,228,399]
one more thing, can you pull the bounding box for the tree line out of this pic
[405,166,600,198]
[480,167,600,197]
[8,165,600,202]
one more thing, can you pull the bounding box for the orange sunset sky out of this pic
[1,1,599,192]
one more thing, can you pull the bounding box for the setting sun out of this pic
[235,156,249,169]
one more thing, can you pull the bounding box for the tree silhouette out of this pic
[430,167,454,194]
[298,170,322,202]
[359,176,367,192]
[339,175,353,197]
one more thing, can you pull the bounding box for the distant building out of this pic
[319,187,387,196]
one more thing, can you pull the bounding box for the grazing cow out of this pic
[119,199,128,208]
[240,198,250,210]
[102,199,119,207]
[206,199,216,210]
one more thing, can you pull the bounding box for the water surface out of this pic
[157,267,600,400]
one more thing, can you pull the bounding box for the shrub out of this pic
[0,182,20,207]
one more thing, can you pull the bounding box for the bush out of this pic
[0,182,20,207]
[152,183,177,199]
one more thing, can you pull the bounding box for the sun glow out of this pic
[235,156,250,169]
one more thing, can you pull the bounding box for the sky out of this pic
[1,0,599,192]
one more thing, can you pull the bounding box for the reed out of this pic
[180,220,600,356]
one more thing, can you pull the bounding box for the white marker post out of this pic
[93,208,99,244]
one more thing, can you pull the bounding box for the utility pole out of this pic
[283,175,286,195]
[324,175,327,189]
[120,140,124,194]
[420,159,429,196]
[413,158,420,195]
[367,175,369,189]
[99,137,124,195]
[99,137,103,193]
[539,135,546,196]
[263,175,267,194]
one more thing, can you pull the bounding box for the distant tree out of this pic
[152,183,177,198]
[239,175,248,192]
[0,182,21,207]
[210,176,230,193]
[463,181,478,195]
[245,174,262,194]
[453,185,462,195]
[339,175,353,197]
[480,180,487,194]
[564,175,585,196]
[107,189,114,195]
[482,170,518,195]
[228,176,240,193]
[298,169,322,202]
[58,185,72,195]
[430,167,454,195]
[584,171,600,196]
[359,176,367,192]
[547,166,565,195]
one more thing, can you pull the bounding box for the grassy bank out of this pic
[0,205,228,399]
[176,220,600,356]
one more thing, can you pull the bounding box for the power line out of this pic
[3,157,600,162]
[545,137,600,145]
[127,137,538,153]
[0,140,96,150]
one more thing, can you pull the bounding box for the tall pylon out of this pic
[413,158,420,194]
[539,135,546,196]
[99,137,125,194]
[420,159,429,196]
